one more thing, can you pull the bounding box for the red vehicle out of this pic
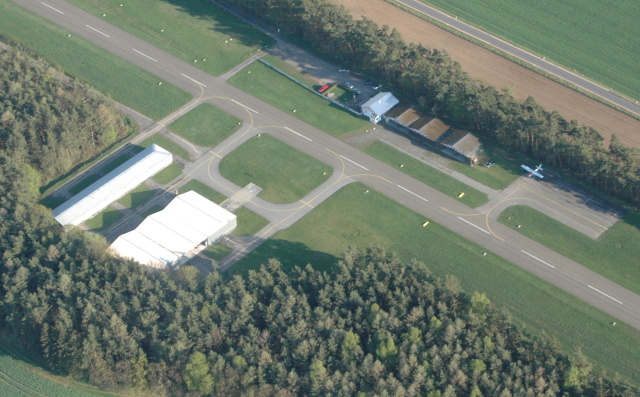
[318,84,331,93]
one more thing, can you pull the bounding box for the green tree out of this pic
[184,352,214,395]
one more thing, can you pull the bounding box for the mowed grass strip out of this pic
[179,179,227,204]
[499,206,640,295]
[449,144,519,190]
[0,2,191,120]
[84,206,123,232]
[365,141,488,207]
[233,183,640,385]
[423,0,640,100]
[203,244,233,261]
[262,55,319,88]
[152,163,184,185]
[118,184,156,209]
[140,134,191,161]
[233,207,270,237]
[64,0,273,76]
[229,61,370,137]
[169,104,241,147]
[219,134,332,204]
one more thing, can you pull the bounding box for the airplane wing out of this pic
[530,170,544,179]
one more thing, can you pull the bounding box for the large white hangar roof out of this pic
[362,92,399,116]
[52,144,173,227]
[110,191,237,267]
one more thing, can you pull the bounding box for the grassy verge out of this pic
[203,244,233,261]
[262,55,319,88]
[499,206,640,295]
[365,141,488,207]
[64,0,273,76]
[0,2,191,120]
[118,184,156,209]
[232,183,640,385]
[449,143,519,190]
[233,207,270,237]
[229,61,369,137]
[84,206,124,231]
[179,179,227,204]
[168,104,241,147]
[139,135,191,161]
[152,163,184,185]
[219,134,332,204]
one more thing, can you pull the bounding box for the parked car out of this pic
[365,81,382,89]
[353,88,361,95]
[485,159,495,168]
[344,82,355,89]
[338,68,349,73]
[318,84,331,93]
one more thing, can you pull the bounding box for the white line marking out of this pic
[340,155,369,171]
[397,185,428,202]
[521,250,556,269]
[85,25,110,38]
[457,217,490,234]
[41,2,64,14]
[588,285,624,305]
[285,127,312,142]
[180,73,207,88]
[231,99,258,114]
[132,48,157,62]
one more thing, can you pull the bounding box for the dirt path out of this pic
[331,0,640,149]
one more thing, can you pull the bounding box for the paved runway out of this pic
[15,0,640,330]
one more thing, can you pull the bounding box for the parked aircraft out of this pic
[521,163,544,178]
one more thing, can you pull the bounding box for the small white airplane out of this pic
[521,163,544,178]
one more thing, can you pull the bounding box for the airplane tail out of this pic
[537,164,543,171]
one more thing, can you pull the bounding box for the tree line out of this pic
[219,0,640,207]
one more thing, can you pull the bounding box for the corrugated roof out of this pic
[362,92,399,116]
[53,144,173,226]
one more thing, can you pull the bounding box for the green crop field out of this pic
[65,0,273,76]
[422,0,640,100]
[219,134,332,204]
[500,206,640,296]
[365,141,488,207]
[233,183,640,385]
[229,61,370,137]
[169,104,241,147]
[0,2,191,121]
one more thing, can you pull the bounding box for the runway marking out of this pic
[588,285,623,305]
[231,99,258,114]
[458,217,490,234]
[132,48,157,62]
[180,73,207,87]
[85,25,110,38]
[41,2,64,14]
[521,250,555,269]
[397,185,428,202]
[285,127,312,142]
[340,155,368,171]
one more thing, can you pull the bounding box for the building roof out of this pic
[110,191,236,267]
[53,144,173,226]
[361,92,399,116]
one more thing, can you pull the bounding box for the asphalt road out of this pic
[15,0,640,330]
[395,0,640,117]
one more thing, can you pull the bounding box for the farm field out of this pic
[233,183,640,386]
[219,134,332,204]
[500,206,640,296]
[229,61,370,137]
[364,141,488,207]
[168,104,241,147]
[64,0,273,76]
[421,0,640,102]
[332,0,640,149]
[0,1,191,121]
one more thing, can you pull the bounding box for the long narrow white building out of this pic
[110,191,237,268]
[53,144,173,227]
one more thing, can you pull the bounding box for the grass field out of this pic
[364,141,488,207]
[229,61,370,137]
[152,162,184,185]
[0,2,191,121]
[203,244,233,261]
[65,0,273,76]
[168,104,241,147]
[140,134,191,161]
[262,55,320,88]
[499,206,640,296]
[118,184,156,209]
[85,206,124,231]
[449,144,519,190]
[422,0,640,100]
[233,207,270,237]
[219,134,332,204]
[233,182,640,385]
[179,179,227,204]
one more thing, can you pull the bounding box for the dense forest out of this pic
[219,0,640,208]
[0,16,638,397]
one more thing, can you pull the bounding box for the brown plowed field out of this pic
[332,0,640,148]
